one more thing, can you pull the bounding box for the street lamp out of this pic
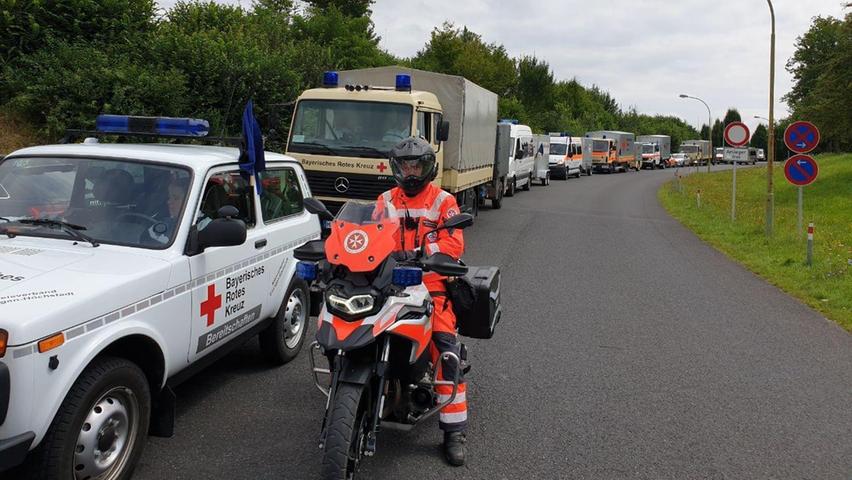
[765,0,776,236]
[679,94,712,173]
[754,115,770,122]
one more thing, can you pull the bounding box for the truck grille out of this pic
[305,171,396,201]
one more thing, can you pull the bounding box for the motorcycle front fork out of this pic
[314,338,462,456]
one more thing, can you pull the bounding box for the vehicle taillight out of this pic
[0,329,7,358]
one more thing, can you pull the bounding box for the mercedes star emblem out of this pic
[334,177,350,193]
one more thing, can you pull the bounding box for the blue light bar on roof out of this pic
[499,119,519,125]
[96,115,210,137]
[323,71,339,87]
[395,74,412,91]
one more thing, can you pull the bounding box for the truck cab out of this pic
[548,134,585,179]
[588,138,617,173]
[640,142,662,169]
[286,74,445,213]
[287,67,497,217]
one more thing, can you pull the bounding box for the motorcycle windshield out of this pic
[325,200,400,272]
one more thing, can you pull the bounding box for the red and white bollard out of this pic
[806,223,814,266]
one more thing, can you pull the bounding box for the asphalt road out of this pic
[133,165,851,479]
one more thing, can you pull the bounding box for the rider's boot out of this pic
[443,431,466,466]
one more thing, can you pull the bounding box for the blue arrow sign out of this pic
[784,155,819,186]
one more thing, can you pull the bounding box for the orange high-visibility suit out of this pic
[377,183,468,432]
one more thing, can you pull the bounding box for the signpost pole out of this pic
[797,186,803,238]
[731,156,737,221]
[724,122,749,222]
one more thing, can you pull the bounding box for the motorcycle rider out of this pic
[377,137,468,466]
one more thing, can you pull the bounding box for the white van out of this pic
[503,122,536,196]
[548,135,589,179]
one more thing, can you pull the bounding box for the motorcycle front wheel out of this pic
[321,382,368,480]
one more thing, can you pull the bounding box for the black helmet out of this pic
[389,137,437,196]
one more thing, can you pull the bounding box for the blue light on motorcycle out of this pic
[392,267,422,287]
[296,261,317,281]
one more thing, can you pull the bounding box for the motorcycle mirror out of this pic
[418,213,473,253]
[443,213,474,230]
[303,197,333,220]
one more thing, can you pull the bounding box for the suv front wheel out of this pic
[25,356,151,480]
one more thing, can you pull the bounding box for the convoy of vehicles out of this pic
[0,116,321,478]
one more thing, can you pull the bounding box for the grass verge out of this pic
[659,154,851,332]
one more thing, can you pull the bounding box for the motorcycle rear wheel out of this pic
[321,383,368,480]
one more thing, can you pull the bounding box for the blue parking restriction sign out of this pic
[784,155,819,186]
[784,121,820,154]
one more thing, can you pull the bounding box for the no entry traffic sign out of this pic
[724,122,750,147]
[784,154,819,186]
[784,121,820,154]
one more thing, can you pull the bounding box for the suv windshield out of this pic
[0,157,191,249]
[288,100,412,158]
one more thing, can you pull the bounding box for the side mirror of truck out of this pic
[436,120,450,142]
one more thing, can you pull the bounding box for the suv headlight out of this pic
[327,294,375,315]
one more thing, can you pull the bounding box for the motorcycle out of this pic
[294,198,476,479]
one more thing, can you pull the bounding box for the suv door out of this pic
[188,167,267,362]
[256,163,318,320]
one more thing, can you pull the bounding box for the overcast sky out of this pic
[157,0,849,133]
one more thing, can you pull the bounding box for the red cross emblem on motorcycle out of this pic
[344,230,369,254]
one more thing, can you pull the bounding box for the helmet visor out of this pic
[390,155,435,183]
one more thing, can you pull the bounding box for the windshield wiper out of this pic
[291,141,339,156]
[0,217,9,223]
[16,218,100,247]
[340,145,388,157]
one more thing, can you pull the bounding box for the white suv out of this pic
[0,121,320,479]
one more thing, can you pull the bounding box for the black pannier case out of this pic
[456,266,501,339]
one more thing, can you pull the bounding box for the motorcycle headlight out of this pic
[327,294,375,315]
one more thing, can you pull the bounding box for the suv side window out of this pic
[197,171,255,230]
[258,167,304,222]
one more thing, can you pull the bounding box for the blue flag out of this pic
[240,99,266,193]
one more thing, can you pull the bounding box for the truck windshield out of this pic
[288,100,413,158]
[642,144,655,154]
[681,146,699,153]
[0,157,191,249]
[592,140,610,152]
[549,143,567,155]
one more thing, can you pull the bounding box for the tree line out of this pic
[3,0,710,151]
